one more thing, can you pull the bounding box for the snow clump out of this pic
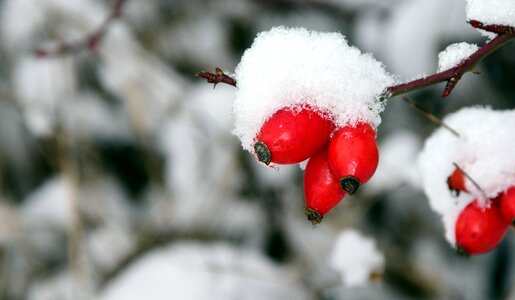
[328,229,384,287]
[233,26,395,153]
[466,0,515,28]
[418,107,515,244]
[437,42,479,72]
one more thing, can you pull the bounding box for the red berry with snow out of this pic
[499,186,515,226]
[254,106,334,165]
[447,167,467,196]
[304,146,346,225]
[327,123,378,195]
[455,199,510,256]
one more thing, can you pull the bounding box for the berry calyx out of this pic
[254,106,334,165]
[499,186,515,226]
[447,167,467,196]
[327,123,379,195]
[455,199,510,255]
[304,146,346,225]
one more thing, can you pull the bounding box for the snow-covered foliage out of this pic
[100,243,305,300]
[437,42,479,72]
[328,230,384,287]
[233,26,394,152]
[418,107,515,243]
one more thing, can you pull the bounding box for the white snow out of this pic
[328,229,384,287]
[233,26,394,153]
[437,43,479,72]
[99,242,305,300]
[466,0,515,27]
[366,131,422,194]
[418,107,515,244]
[20,177,71,229]
[13,56,77,136]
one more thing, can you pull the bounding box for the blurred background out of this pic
[0,0,513,299]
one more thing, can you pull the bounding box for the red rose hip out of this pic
[455,199,510,256]
[447,167,467,196]
[304,146,346,225]
[327,123,378,195]
[254,106,334,165]
[499,186,515,226]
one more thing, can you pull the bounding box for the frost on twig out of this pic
[33,0,128,57]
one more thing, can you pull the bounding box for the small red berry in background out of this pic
[447,167,467,196]
[304,146,346,225]
[455,199,510,256]
[327,123,379,195]
[499,186,515,226]
[254,106,334,165]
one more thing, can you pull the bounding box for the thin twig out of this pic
[196,68,237,88]
[33,0,128,57]
[452,162,488,199]
[402,97,460,137]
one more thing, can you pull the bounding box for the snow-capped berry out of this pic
[328,123,379,195]
[254,106,334,165]
[499,186,515,226]
[447,167,467,196]
[455,199,510,256]
[304,146,346,225]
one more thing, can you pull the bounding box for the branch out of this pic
[33,0,128,57]
[197,22,515,98]
[196,68,237,88]
[385,26,515,98]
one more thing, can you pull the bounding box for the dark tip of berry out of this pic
[340,176,361,195]
[455,244,470,257]
[254,142,271,165]
[304,207,323,226]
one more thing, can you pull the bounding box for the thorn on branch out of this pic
[469,20,515,35]
[196,68,237,88]
[442,75,461,98]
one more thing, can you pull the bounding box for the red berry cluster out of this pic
[447,168,515,255]
[253,106,379,225]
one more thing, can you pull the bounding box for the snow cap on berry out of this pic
[466,0,515,37]
[233,26,395,152]
[418,107,515,244]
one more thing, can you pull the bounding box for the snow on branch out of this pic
[385,29,515,98]
[33,0,128,57]
[198,22,515,100]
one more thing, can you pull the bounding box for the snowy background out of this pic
[0,0,514,299]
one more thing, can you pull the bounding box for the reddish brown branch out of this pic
[196,68,237,88]
[385,29,515,99]
[33,0,128,57]
[469,20,515,35]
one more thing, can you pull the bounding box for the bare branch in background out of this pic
[33,0,128,57]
